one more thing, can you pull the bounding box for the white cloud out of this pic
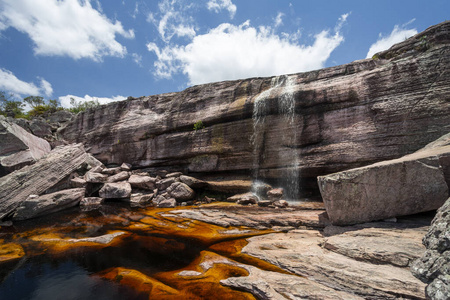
[148,14,348,85]
[132,53,143,67]
[0,0,134,61]
[274,12,284,28]
[207,0,237,19]
[366,21,417,58]
[0,68,53,97]
[59,94,126,108]
[148,0,196,43]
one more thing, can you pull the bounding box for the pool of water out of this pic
[0,204,262,299]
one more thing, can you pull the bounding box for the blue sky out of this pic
[0,0,448,108]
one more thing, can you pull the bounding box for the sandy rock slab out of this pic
[240,228,427,299]
[165,205,329,229]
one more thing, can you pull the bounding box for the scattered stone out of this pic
[99,182,132,199]
[267,188,283,200]
[157,177,176,191]
[107,171,130,183]
[130,193,154,207]
[179,175,207,188]
[273,200,289,208]
[90,165,104,173]
[80,197,104,211]
[257,200,272,207]
[85,172,108,183]
[167,182,195,201]
[101,167,121,175]
[152,194,167,206]
[70,177,87,188]
[29,117,52,138]
[227,192,258,205]
[157,198,177,208]
[120,163,132,171]
[13,188,85,220]
[206,180,254,194]
[128,174,157,190]
[166,172,183,178]
[202,196,215,203]
[155,170,168,178]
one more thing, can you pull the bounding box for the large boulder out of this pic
[13,188,85,220]
[166,182,194,201]
[0,143,91,220]
[318,141,450,225]
[411,197,450,299]
[99,182,132,199]
[0,116,51,174]
[128,174,157,190]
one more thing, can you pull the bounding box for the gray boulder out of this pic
[99,182,132,199]
[80,197,104,211]
[227,192,258,205]
[318,143,450,225]
[167,182,195,201]
[0,116,51,173]
[128,174,157,190]
[13,188,85,220]
[0,143,91,220]
[157,198,177,208]
[29,117,52,138]
[107,171,130,183]
[85,171,108,183]
[179,175,207,188]
[157,177,177,191]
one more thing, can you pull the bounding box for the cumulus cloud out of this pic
[147,0,196,43]
[132,53,143,67]
[0,68,53,97]
[147,14,348,85]
[366,21,417,58]
[59,94,126,108]
[207,0,237,19]
[274,12,284,28]
[0,0,134,61]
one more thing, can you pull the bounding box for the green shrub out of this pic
[193,120,205,131]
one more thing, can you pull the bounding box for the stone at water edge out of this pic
[157,198,177,208]
[107,171,130,183]
[272,200,289,208]
[0,143,92,220]
[99,182,132,199]
[130,193,154,206]
[267,188,283,200]
[167,182,195,201]
[13,188,85,220]
[80,197,104,211]
[179,175,207,189]
[318,145,450,225]
[227,192,258,205]
[128,174,157,190]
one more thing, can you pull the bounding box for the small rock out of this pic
[99,182,132,199]
[90,165,104,173]
[157,177,176,190]
[157,198,177,208]
[180,175,207,188]
[258,200,273,207]
[120,163,132,171]
[273,200,289,208]
[101,167,121,175]
[227,192,258,204]
[166,172,183,178]
[267,188,284,200]
[85,172,108,183]
[130,193,154,207]
[203,196,215,203]
[167,182,195,201]
[155,170,168,178]
[152,194,167,206]
[107,171,130,183]
[80,197,104,211]
[70,177,87,188]
[128,174,157,190]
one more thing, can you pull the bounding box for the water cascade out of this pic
[251,75,301,201]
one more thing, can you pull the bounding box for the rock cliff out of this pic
[59,21,450,195]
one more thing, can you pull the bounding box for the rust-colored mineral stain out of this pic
[154,251,255,300]
[210,238,293,275]
[0,243,25,263]
[97,267,180,297]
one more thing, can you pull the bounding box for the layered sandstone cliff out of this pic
[59,21,450,195]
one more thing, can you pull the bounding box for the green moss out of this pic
[193,120,205,131]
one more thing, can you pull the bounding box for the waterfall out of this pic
[251,75,300,201]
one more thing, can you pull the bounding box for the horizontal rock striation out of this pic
[59,21,450,193]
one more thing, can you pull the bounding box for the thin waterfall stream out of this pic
[251,75,301,201]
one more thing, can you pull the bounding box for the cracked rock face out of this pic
[59,21,450,193]
[412,197,450,299]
